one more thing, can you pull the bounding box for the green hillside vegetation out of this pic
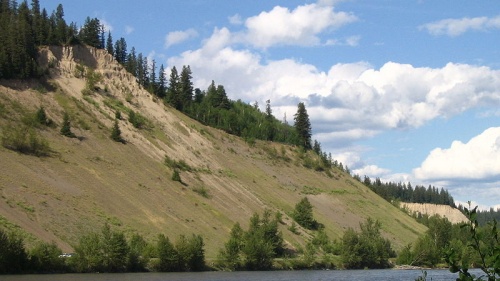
[0,43,429,270]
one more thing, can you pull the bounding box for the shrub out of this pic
[1,125,51,156]
[128,110,148,129]
[110,119,124,143]
[164,155,192,172]
[172,170,181,182]
[340,218,395,269]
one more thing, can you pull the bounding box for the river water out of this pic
[0,269,485,281]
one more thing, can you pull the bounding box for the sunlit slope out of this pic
[0,45,426,257]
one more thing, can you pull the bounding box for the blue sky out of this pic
[41,0,500,208]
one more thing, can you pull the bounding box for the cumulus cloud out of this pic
[242,2,357,48]
[169,25,500,152]
[420,15,500,37]
[353,165,391,178]
[414,127,500,181]
[165,28,199,48]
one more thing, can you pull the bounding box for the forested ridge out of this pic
[356,175,455,207]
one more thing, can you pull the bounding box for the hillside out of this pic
[401,203,467,224]
[0,45,427,258]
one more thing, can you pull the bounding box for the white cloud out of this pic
[169,26,500,154]
[420,15,500,37]
[242,2,357,48]
[165,28,199,48]
[324,35,360,46]
[228,14,243,25]
[125,25,134,35]
[99,19,113,33]
[414,127,500,181]
[353,165,390,178]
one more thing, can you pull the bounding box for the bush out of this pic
[172,170,181,182]
[0,229,29,274]
[29,242,65,273]
[128,110,149,129]
[1,125,51,156]
[110,119,124,143]
[164,155,192,172]
[217,211,284,271]
[340,218,395,269]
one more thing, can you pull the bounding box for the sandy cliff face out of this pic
[401,203,467,224]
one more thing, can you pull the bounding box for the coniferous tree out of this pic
[157,64,167,98]
[179,65,193,110]
[292,197,318,230]
[60,112,76,138]
[106,31,113,54]
[111,119,124,143]
[114,37,127,64]
[125,46,137,75]
[294,102,312,150]
[166,66,181,109]
[141,54,149,88]
[54,4,67,44]
[147,58,156,93]
[79,17,102,48]
[156,234,179,272]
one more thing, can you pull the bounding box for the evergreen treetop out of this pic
[294,102,312,150]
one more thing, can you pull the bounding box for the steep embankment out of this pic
[401,203,467,224]
[0,45,426,257]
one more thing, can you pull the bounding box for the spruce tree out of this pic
[179,65,193,110]
[166,66,181,109]
[60,112,76,138]
[294,102,312,150]
[111,119,124,143]
[106,31,113,54]
[292,197,318,230]
[157,64,167,98]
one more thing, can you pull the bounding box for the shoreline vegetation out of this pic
[3,203,499,281]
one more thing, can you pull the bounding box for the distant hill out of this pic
[0,45,427,257]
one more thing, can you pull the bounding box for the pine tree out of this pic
[114,37,127,64]
[79,17,102,48]
[157,64,166,98]
[294,102,312,150]
[148,59,156,93]
[60,112,76,138]
[106,31,113,54]
[111,119,124,143]
[54,4,67,44]
[166,66,181,110]
[292,197,318,230]
[179,65,193,110]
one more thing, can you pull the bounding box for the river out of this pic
[0,269,485,281]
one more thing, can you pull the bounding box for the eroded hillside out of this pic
[401,203,467,224]
[0,45,427,257]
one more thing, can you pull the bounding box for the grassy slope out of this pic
[0,45,427,258]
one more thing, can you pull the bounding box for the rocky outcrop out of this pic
[401,203,467,224]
